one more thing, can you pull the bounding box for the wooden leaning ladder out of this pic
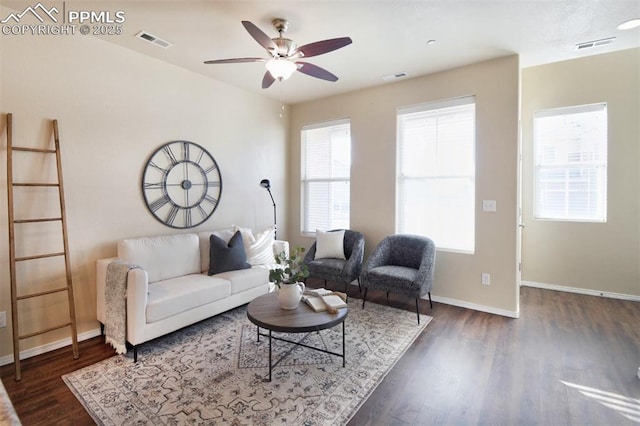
[6,113,79,381]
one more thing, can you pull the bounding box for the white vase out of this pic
[277,282,305,310]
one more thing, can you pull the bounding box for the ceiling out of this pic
[3,1,640,104]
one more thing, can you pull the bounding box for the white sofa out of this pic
[96,227,287,361]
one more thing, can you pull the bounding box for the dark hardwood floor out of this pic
[2,286,639,425]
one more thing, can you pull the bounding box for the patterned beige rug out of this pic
[64,299,431,425]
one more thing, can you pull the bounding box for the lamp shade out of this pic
[265,58,297,80]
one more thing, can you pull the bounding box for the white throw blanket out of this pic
[105,260,140,355]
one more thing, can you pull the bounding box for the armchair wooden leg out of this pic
[428,292,433,309]
[357,277,361,293]
[415,298,420,324]
[362,288,368,309]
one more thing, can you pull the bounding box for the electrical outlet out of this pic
[0,311,6,328]
[482,200,497,212]
[481,273,491,286]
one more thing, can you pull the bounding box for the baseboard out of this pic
[521,281,640,302]
[0,328,102,367]
[430,295,520,318]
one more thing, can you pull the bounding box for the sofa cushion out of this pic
[198,228,235,273]
[145,274,231,323]
[213,267,269,294]
[367,265,419,291]
[208,231,251,275]
[118,234,200,284]
[307,258,347,280]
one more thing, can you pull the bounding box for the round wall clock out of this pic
[142,141,222,229]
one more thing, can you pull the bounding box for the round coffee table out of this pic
[247,292,348,382]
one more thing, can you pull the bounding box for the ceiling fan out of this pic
[204,18,352,89]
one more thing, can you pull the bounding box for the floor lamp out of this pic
[260,179,277,239]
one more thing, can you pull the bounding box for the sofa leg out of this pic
[428,292,433,309]
[362,288,368,309]
[386,291,389,300]
[133,346,138,363]
[415,298,420,324]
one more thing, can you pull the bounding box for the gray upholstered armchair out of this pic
[361,234,436,324]
[303,229,365,294]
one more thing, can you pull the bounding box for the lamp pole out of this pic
[260,179,277,239]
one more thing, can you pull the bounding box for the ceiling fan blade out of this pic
[242,20,277,52]
[295,37,352,58]
[296,62,339,82]
[262,71,276,89]
[204,57,266,64]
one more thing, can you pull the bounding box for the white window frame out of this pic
[533,103,607,222]
[396,96,476,253]
[300,118,351,235]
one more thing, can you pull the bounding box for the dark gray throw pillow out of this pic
[208,230,251,275]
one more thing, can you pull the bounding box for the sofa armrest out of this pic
[126,268,150,346]
[303,242,317,265]
[343,236,365,279]
[416,239,437,293]
[96,258,150,345]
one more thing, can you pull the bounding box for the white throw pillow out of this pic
[315,229,346,260]
[233,225,276,266]
[232,225,256,244]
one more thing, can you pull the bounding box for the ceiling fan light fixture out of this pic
[266,58,297,80]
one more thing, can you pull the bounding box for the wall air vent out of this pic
[574,37,615,51]
[136,31,173,48]
[382,72,409,82]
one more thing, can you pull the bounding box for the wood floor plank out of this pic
[1,286,639,425]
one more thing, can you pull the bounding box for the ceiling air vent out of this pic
[136,31,172,49]
[574,37,615,51]
[382,72,409,82]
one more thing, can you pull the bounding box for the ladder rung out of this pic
[12,146,56,154]
[14,217,62,223]
[13,183,59,187]
[17,286,68,300]
[19,322,72,340]
[16,252,65,261]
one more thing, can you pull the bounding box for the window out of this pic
[397,96,476,253]
[534,103,607,222]
[301,119,351,234]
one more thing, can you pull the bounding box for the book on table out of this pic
[302,288,347,312]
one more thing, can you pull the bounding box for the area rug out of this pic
[63,299,431,425]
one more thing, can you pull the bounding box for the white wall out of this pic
[521,48,640,298]
[0,20,288,360]
[289,55,520,317]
